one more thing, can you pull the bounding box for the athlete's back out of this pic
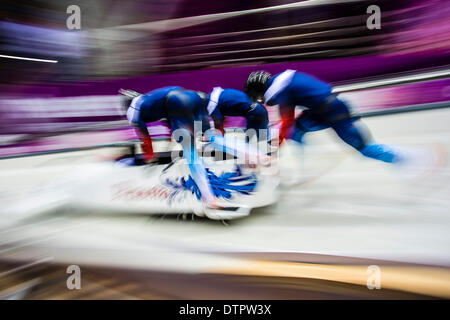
[218,88,254,116]
[138,86,182,122]
[265,70,332,108]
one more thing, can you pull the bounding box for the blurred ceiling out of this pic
[1,0,448,80]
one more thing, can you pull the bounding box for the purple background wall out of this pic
[2,51,449,98]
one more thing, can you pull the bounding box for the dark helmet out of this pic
[245,71,271,101]
[118,88,142,111]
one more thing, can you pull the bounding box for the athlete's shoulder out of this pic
[265,69,296,104]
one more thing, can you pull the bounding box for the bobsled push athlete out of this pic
[204,87,273,167]
[244,70,404,164]
[207,87,269,140]
[119,87,224,209]
[120,86,277,210]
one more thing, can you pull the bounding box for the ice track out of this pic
[0,108,449,276]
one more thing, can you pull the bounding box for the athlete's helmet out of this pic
[245,71,271,102]
[119,88,142,110]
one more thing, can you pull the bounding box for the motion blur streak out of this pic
[209,260,450,299]
[1,0,450,300]
[0,55,58,64]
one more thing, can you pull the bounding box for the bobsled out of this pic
[1,150,279,221]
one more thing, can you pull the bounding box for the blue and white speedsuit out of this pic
[265,70,400,163]
[126,87,215,203]
[207,87,268,140]
[205,87,271,164]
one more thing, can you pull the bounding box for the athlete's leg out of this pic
[327,98,401,164]
[194,100,212,135]
[293,111,328,144]
[166,90,217,204]
[246,102,269,141]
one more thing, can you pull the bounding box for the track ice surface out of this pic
[1,109,449,271]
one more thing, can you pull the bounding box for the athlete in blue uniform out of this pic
[205,87,272,165]
[120,87,218,207]
[206,87,268,140]
[245,70,401,164]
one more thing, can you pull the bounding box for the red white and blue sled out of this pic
[0,149,279,222]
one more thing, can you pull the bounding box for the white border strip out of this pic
[0,54,58,64]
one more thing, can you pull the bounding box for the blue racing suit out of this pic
[264,70,400,163]
[126,87,215,202]
[207,87,268,140]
